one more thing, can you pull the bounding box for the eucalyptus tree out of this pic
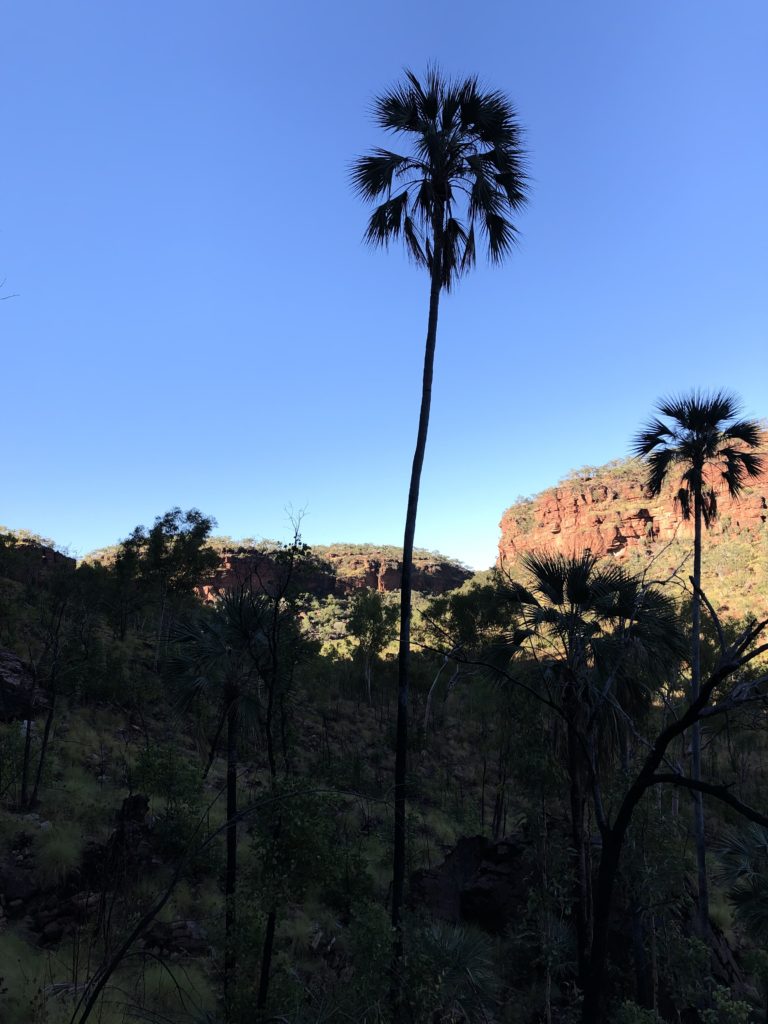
[352,67,528,934]
[347,588,398,703]
[633,390,763,933]
[119,507,218,664]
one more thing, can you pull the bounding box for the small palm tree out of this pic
[715,824,768,1022]
[352,67,528,934]
[500,551,685,983]
[632,390,763,934]
[715,823,768,943]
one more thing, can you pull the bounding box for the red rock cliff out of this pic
[202,545,471,601]
[499,457,768,565]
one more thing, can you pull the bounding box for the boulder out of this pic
[0,648,45,721]
[410,834,529,935]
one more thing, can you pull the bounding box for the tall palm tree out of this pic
[632,390,763,935]
[352,67,528,936]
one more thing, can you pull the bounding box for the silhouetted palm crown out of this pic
[632,391,763,523]
[352,69,528,289]
[505,551,685,686]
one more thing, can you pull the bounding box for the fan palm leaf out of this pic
[352,67,528,290]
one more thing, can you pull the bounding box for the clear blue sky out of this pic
[2,1,766,569]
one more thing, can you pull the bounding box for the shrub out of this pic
[35,822,84,887]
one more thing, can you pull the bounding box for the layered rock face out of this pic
[6,535,469,602]
[0,536,76,585]
[499,457,768,565]
[200,549,336,602]
[318,547,471,595]
[203,545,471,600]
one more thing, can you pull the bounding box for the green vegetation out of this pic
[1,49,766,1024]
[2,452,768,1024]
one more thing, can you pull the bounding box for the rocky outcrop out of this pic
[0,795,209,956]
[499,456,768,565]
[201,545,471,601]
[410,834,529,934]
[319,547,471,596]
[0,648,47,721]
[141,918,211,958]
[0,534,76,585]
[200,548,335,603]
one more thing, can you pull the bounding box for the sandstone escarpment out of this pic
[499,456,768,565]
[0,531,76,584]
[202,544,471,601]
[317,545,471,596]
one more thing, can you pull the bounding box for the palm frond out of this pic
[483,211,517,262]
[722,418,763,451]
[356,67,528,289]
[460,222,476,272]
[350,149,411,199]
[403,215,427,266]
[363,191,410,247]
[374,80,422,133]
[720,447,763,498]
[676,485,692,521]
[645,448,676,497]
[630,417,674,459]
[441,217,469,288]
[714,824,768,942]
[522,552,569,606]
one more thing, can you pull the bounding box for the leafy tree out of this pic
[633,390,763,933]
[352,66,528,939]
[119,507,218,664]
[420,580,513,742]
[347,588,397,702]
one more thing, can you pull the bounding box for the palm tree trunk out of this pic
[691,486,709,936]
[365,653,373,705]
[30,687,56,808]
[257,906,277,1013]
[582,826,625,1023]
[224,687,238,1019]
[568,721,590,986]
[392,214,444,939]
[20,709,34,809]
[422,655,448,742]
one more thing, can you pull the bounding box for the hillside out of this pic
[499,448,768,617]
[84,537,471,600]
[4,503,768,1022]
[202,541,471,599]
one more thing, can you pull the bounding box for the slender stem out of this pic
[224,684,238,1019]
[691,481,709,936]
[392,211,444,935]
[391,213,444,1024]
[257,907,277,1012]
